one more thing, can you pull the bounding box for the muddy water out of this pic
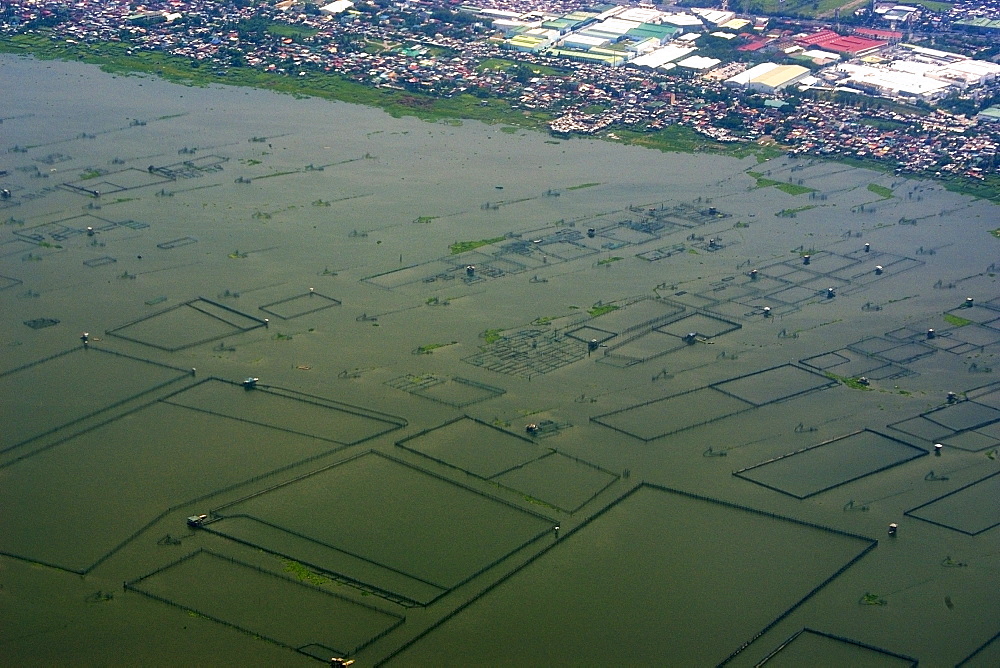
[1,54,998,666]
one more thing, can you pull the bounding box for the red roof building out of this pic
[854,27,903,41]
[795,29,887,56]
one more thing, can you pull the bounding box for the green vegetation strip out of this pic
[481,328,503,344]
[450,237,505,254]
[943,313,972,327]
[414,341,457,354]
[747,171,816,195]
[0,34,549,128]
[824,372,872,391]
[588,303,619,317]
[281,558,331,586]
[867,183,894,198]
[776,205,818,217]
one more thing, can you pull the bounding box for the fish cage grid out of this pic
[463,329,586,378]
[800,348,911,382]
[151,154,228,180]
[848,338,937,365]
[60,167,174,197]
[386,374,505,407]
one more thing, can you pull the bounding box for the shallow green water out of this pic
[1,54,998,666]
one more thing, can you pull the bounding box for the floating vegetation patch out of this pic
[566,182,600,190]
[775,205,818,217]
[867,183,894,198]
[413,341,457,355]
[943,313,972,327]
[825,372,874,391]
[481,328,504,344]
[587,303,619,317]
[450,237,505,255]
[860,592,887,606]
[23,318,59,329]
[746,171,816,195]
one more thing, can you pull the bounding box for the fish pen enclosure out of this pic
[0,345,192,459]
[0,378,404,574]
[889,382,1000,452]
[905,471,1000,536]
[126,549,404,660]
[204,451,556,607]
[389,484,876,666]
[397,416,618,514]
[593,365,834,442]
[386,374,505,407]
[106,297,267,351]
[259,290,342,320]
[757,628,917,667]
[734,430,927,499]
[60,167,174,198]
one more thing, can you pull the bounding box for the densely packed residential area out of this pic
[3,0,1000,186]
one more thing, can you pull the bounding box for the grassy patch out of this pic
[414,341,457,354]
[481,328,504,344]
[867,183,894,198]
[450,236,504,254]
[597,256,623,265]
[266,24,319,39]
[942,174,1000,204]
[281,558,330,586]
[747,171,815,195]
[413,215,439,224]
[567,182,600,191]
[588,303,619,317]
[775,182,815,195]
[907,0,951,10]
[476,58,562,76]
[825,372,873,391]
[776,205,818,217]
[943,313,972,327]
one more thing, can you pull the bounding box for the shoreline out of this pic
[1,32,998,205]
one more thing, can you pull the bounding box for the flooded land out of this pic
[1,54,999,666]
